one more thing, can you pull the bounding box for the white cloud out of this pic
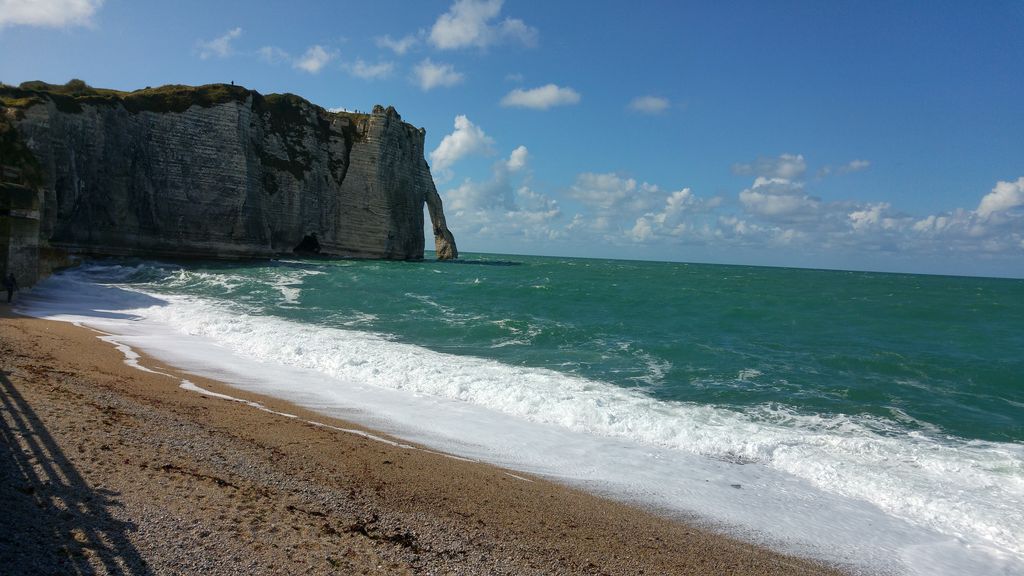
[346,59,394,80]
[629,217,655,242]
[505,145,528,171]
[739,176,819,220]
[774,228,807,245]
[430,115,495,173]
[257,46,290,65]
[568,173,663,214]
[733,154,820,223]
[664,189,695,216]
[563,154,984,254]
[515,185,558,216]
[429,0,537,50]
[413,58,464,90]
[569,173,638,211]
[845,203,910,236]
[775,155,807,179]
[709,215,807,248]
[441,144,560,243]
[0,0,102,28]
[976,177,1024,218]
[848,203,891,231]
[911,214,952,234]
[496,17,537,47]
[719,215,754,237]
[561,153,1024,265]
[438,138,1023,266]
[625,188,722,242]
[840,159,871,174]
[293,45,336,74]
[628,95,670,114]
[446,177,505,212]
[446,185,562,241]
[733,153,807,180]
[724,166,1024,260]
[818,159,870,178]
[500,84,581,110]
[197,27,242,60]
[376,34,419,55]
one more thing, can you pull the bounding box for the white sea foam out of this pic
[337,311,378,327]
[626,348,672,386]
[407,291,488,327]
[737,368,763,381]
[17,266,1024,576]
[489,318,542,348]
[259,268,323,306]
[178,380,298,418]
[98,334,168,375]
[167,269,247,292]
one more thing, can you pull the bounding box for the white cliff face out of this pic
[10,88,457,260]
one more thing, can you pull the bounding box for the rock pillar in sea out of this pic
[423,160,458,260]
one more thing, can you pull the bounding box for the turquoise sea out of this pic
[21,254,1024,575]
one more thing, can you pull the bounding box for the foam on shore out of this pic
[17,264,1024,576]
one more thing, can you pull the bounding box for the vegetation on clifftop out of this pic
[0,79,413,187]
[1,79,253,114]
[0,79,373,121]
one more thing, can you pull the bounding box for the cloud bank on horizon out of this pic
[2,0,1022,276]
[436,122,1024,272]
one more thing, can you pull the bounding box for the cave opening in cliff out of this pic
[293,234,321,254]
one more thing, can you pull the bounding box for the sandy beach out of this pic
[0,306,847,575]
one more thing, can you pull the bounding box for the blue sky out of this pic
[2,1,1022,277]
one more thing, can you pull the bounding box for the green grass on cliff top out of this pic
[0,79,370,120]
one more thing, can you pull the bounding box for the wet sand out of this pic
[0,307,849,575]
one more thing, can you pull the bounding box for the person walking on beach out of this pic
[4,272,17,303]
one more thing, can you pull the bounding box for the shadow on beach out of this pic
[16,278,169,322]
[0,370,152,575]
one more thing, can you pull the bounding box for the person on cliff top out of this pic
[4,273,17,303]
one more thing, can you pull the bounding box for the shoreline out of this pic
[1,306,848,575]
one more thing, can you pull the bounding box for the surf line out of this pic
[87,326,496,469]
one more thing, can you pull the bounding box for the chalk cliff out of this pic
[0,82,457,266]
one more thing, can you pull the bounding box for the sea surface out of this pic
[19,254,1024,575]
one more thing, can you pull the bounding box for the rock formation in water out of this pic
[0,81,457,276]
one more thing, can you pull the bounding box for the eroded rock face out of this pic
[425,168,459,260]
[5,85,457,261]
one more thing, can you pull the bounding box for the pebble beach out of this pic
[0,308,846,575]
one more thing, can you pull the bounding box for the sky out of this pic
[1,0,1022,277]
